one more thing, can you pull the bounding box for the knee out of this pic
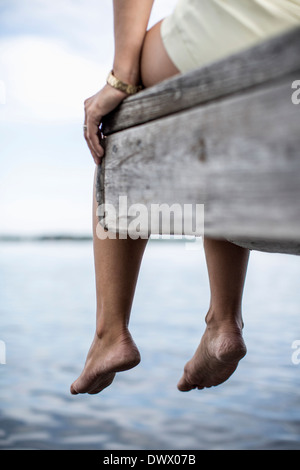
[140,20,179,88]
[140,21,163,88]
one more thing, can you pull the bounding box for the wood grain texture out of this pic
[97,28,300,254]
[102,27,300,134]
[97,76,300,244]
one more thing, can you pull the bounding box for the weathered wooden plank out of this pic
[102,27,300,135]
[97,74,300,249]
[226,239,300,255]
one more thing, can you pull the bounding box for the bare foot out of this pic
[70,330,140,395]
[177,320,247,391]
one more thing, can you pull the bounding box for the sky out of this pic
[0,0,178,236]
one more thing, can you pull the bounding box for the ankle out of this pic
[96,323,130,343]
[96,305,131,339]
[205,307,244,331]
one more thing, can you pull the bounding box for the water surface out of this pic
[0,239,299,450]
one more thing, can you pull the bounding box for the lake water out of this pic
[0,239,299,450]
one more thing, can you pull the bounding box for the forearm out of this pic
[112,0,155,85]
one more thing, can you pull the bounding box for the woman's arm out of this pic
[84,0,155,164]
[113,0,154,85]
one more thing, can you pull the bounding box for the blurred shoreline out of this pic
[0,234,93,242]
[0,234,198,243]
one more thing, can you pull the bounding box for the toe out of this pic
[70,383,79,395]
[87,373,116,395]
[177,375,194,392]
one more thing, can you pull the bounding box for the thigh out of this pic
[140,20,180,88]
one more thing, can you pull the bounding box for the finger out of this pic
[86,137,101,165]
[84,127,101,165]
[87,116,105,159]
[83,102,101,164]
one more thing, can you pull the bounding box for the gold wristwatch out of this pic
[106,70,143,95]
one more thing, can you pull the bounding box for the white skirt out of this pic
[161,0,300,73]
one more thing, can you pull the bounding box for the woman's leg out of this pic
[141,21,250,390]
[140,20,180,86]
[70,180,147,394]
[177,239,249,390]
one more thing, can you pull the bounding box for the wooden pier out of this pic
[97,27,300,255]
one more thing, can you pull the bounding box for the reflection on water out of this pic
[0,239,299,450]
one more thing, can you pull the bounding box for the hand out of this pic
[83,83,127,165]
